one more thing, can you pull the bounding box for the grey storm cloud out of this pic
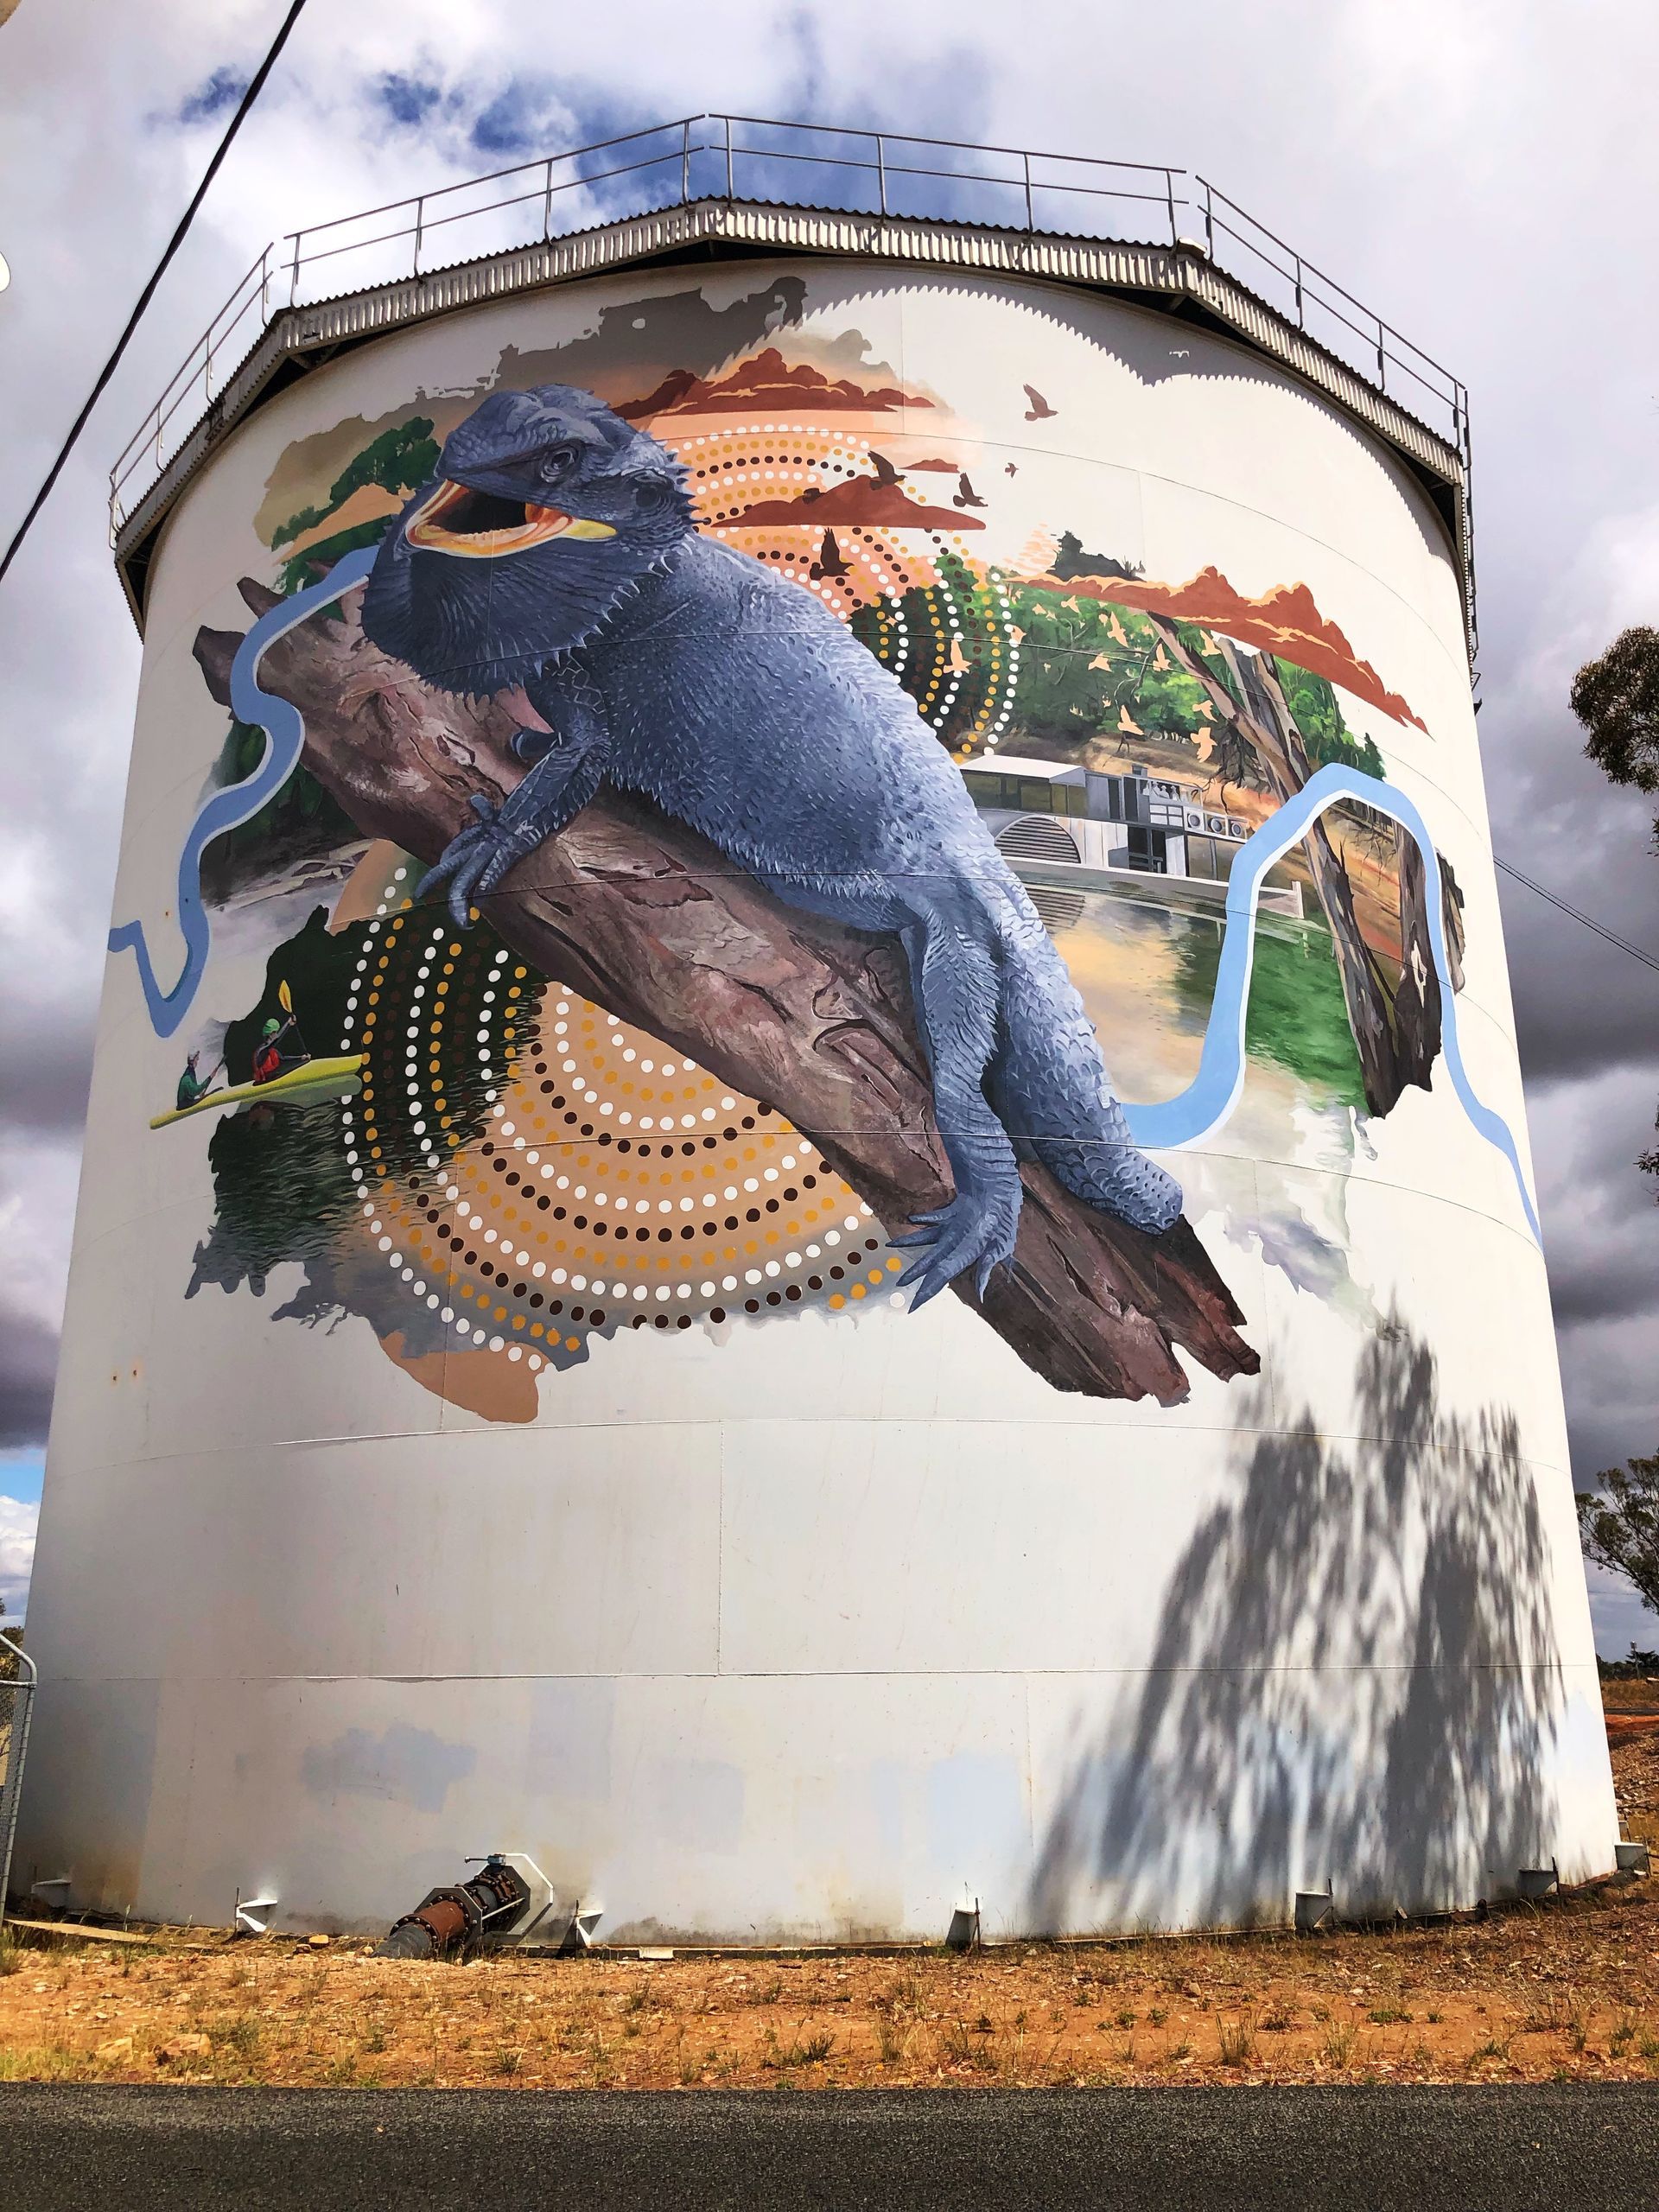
[0,1300,60,1452]
[0,2,1655,1638]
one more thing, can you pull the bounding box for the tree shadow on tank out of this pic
[1027,1308,1566,1931]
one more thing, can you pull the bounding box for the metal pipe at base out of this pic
[373,1855,531,1961]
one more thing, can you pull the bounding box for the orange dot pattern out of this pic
[336,895,900,1382]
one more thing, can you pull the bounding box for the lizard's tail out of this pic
[985,887,1183,1236]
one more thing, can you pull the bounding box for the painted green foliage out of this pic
[851,548,1373,777]
[271,416,441,590]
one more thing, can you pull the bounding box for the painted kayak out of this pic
[149,1052,365,1129]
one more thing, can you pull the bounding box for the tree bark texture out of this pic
[193,580,1260,1407]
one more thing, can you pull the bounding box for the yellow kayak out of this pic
[149,1053,365,1129]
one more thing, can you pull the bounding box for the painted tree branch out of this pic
[194,579,1259,1405]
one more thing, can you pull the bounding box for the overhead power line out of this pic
[1495,854,1659,974]
[0,0,310,588]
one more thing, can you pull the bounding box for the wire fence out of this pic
[0,1626,35,1930]
[109,113,1468,537]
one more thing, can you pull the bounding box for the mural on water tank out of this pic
[112,276,1529,1421]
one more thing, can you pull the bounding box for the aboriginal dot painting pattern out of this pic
[336,873,904,1376]
[677,425,1020,761]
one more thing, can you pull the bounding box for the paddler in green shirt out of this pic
[175,1050,223,1111]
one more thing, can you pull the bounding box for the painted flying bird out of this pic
[953,472,988,510]
[1004,461,1018,476]
[1022,384,1058,420]
[868,448,902,486]
[810,528,849,579]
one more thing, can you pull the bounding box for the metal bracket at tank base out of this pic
[944,1894,982,1952]
[1617,1840,1652,1877]
[555,1904,605,1957]
[29,1875,72,1907]
[1294,1886,1334,1935]
[1516,1860,1560,1903]
[233,1890,279,1936]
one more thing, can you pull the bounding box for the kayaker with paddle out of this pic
[175,1050,223,1111]
[251,981,312,1085]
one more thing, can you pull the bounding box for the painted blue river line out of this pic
[107,548,380,1039]
[112,590,1537,1243]
[1121,762,1541,1243]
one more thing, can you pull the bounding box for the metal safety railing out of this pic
[108,112,1469,539]
[1191,179,1468,459]
[0,1624,36,1930]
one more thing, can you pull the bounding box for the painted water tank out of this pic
[18,160,1618,1939]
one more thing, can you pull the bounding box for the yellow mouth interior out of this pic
[405,479,617,556]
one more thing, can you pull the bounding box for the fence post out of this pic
[1166,168,1177,245]
[724,114,734,200]
[681,118,691,205]
[412,196,424,276]
[543,157,556,240]
[1376,317,1387,389]
[260,245,270,325]
[1203,180,1214,258]
[1022,150,1033,233]
[289,231,301,306]
[876,133,887,219]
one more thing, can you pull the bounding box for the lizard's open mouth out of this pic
[405,480,617,556]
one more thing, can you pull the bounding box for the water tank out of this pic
[18,146,1616,1939]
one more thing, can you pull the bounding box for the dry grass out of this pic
[0,1890,1656,2091]
[3,1739,1657,2092]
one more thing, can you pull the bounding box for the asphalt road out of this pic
[2,2084,1656,2209]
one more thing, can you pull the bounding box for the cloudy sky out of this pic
[0,0,1655,1643]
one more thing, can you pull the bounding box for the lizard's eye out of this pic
[538,445,579,484]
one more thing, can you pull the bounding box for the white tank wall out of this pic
[19,257,1615,1939]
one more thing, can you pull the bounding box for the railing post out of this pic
[876,133,887,218]
[289,230,301,306]
[412,195,424,276]
[259,245,270,325]
[681,118,690,205]
[543,157,556,240]
[1203,180,1214,258]
[1376,317,1387,389]
[1022,150,1033,233]
[724,113,734,200]
[1166,168,1177,245]
[1294,252,1305,328]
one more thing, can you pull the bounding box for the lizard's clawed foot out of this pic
[892,1179,1021,1310]
[416,793,537,928]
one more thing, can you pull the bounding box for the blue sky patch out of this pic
[177,67,248,127]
